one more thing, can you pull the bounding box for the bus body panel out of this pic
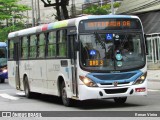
[45,59,73,97]
[9,59,73,98]
[8,61,16,87]
[28,60,47,93]
[19,60,29,90]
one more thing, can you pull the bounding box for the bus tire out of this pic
[24,76,33,98]
[61,82,72,107]
[0,79,5,83]
[114,97,127,104]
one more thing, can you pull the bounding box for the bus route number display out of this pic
[88,60,104,66]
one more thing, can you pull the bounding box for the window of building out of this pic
[37,34,45,58]
[29,35,37,58]
[47,31,56,57]
[21,37,29,59]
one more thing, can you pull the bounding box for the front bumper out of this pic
[78,81,147,100]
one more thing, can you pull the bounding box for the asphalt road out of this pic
[0,79,160,119]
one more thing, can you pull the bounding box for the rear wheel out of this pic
[24,76,33,98]
[0,79,5,83]
[61,82,73,107]
[114,97,127,104]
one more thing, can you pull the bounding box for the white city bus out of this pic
[8,15,148,106]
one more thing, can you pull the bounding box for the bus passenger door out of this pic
[69,35,78,97]
[13,42,20,90]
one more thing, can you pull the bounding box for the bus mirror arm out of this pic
[144,34,148,55]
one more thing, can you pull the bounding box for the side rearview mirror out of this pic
[144,34,148,55]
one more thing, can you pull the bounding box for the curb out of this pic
[148,79,160,82]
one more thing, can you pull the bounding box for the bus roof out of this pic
[8,15,139,39]
[0,42,7,47]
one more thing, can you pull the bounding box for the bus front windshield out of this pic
[0,47,7,67]
[79,33,145,72]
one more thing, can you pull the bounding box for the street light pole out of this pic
[111,0,114,14]
[31,0,35,27]
[100,0,103,7]
[37,0,41,25]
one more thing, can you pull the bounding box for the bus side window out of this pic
[9,40,14,59]
[21,37,29,59]
[0,50,5,58]
[47,31,56,57]
[29,35,37,58]
[37,34,45,58]
[57,29,67,57]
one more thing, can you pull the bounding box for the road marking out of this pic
[148,89,160,92]
[16,92,25,96]
[0,93,19,100]
[0,89,14,92]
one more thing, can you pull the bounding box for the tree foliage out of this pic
[0,0,30,42]
[83,2,121,15]
[83,5,110,15]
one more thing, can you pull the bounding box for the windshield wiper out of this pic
[94,32,105,49]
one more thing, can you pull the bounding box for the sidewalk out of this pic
[147,70,160,90]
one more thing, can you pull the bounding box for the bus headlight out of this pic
[2,69,8,73]
[133,72,147,85]
[79,75,98,87]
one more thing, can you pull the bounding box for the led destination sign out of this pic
[79,18,141,31]
[87,21,131,28]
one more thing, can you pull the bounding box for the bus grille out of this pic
[104,88,128,94]
[100,82,130,85]
[93,73,136,80]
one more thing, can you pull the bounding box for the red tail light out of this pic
[135,88,146,92]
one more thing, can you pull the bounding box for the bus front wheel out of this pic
[114,97,127,104]
[24,76,33,98]
[61,82,72,107]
